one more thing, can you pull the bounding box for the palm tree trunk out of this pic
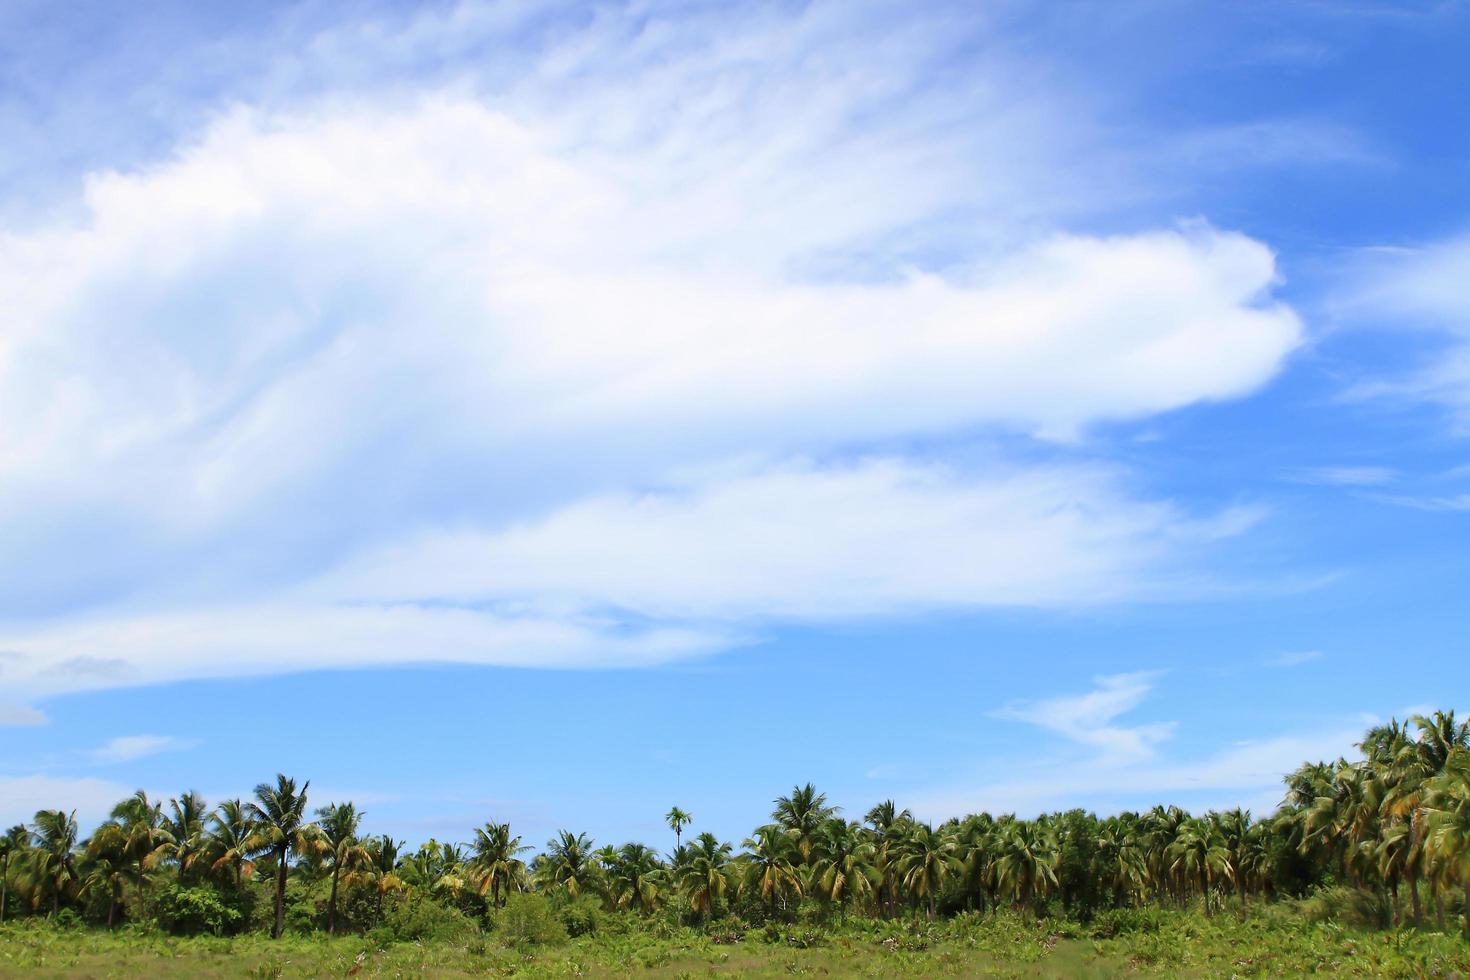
[107,888,117,929]
[1463,881,1470,939]
[328,865,340,934]
[1433,882,1445,930]
[272,848,288,939]
[1407,870,1422,927]
[927,888,936,921]
[1,855,8,923]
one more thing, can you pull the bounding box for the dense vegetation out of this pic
[2,711,1468,976]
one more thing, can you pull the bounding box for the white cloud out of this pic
[1286,466,1395,487]
[0,8,1304,697]
[912,674,1365,819]
[0,774,134,827]
[88,734,197,764]
[0,702,47,726]
[992,672,1177,764]
[1268,650,1324,667]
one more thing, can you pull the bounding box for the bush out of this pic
[1301,886,1392,930]
[371,894,479,943]
[490,893,567,947]
[1088,906,1165,939]
[559,896,602,937]
[153,885,244,936]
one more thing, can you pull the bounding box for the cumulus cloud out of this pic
[0,774,134,827]
[0,702,48,726]
[0,5,1304,700]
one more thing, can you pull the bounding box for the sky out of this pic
[1,0,1468,851]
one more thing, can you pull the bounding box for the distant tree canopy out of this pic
[3,711,1469,938]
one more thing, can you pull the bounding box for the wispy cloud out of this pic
[0,702,47,726]
[992,672,1176,764]
[1286,466,1395,487]
[1267,650,1324,668]
[87,735,197,765]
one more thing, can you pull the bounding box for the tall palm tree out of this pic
[28,809,80,917]
[809,819,876,919]
[741,824,802,916]
[665,807,693,853]
[204,799,257,890]
[677,832,732,921]
[605,843,663,913]
[1423,746,1470,936]
[316,802,368,934]
[165,792,209,887]
[352,835,405,924]
[0,824,28,923]
[537,830,598,900]
[993,820,1058,915]
[773,784,836,863]
[468,821,529,908]
[81,825,130,928]
[108,790,175,919]
[245,774,317,939]
[897,822,960,920]
[865,800,913,918]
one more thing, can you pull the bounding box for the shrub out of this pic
[559,896,602,937]
[1088,906,1165,939]
[153,884,245,936]
[372,895,479,943]
[1301,886,1392,930]
[490,893,567,947]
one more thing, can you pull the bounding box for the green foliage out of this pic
[370,894,478,943]
[558,895,602,937]
[490,892,567,946]
[153,884,245,936]
[1301,885,1394,930]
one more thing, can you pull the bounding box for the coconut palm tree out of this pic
[107,790,175,919]
[316,802,369,934]
[605,843,663,913]
[352,835,406,924]
[741,824,802,916]
[81,825,130,928]
[538,830,598,900]
[245,774,318,939]
[809,819,875,919]
[165,791,209,886]
[28,809,80,917]
[1423,746,1470,936]
[0,824,28,923]
[677,832,732,921]
[665,807,692,853]
[896,822,960,920]
[468,822,529,908]
[993,820,1058,915]
[773,784,836,863]
[204,799,257,889]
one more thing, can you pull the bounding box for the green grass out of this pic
[2,908,1467,978]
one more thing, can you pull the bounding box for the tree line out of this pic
[2,711,1468,938]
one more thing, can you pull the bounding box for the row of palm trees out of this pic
[2,711,1468,937]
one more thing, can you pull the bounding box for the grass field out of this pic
[4,906,1468,979]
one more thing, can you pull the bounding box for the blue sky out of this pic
[2,0,1468,852]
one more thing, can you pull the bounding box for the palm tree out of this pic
[0,824,28,923]
[665,807,693,853]
[994,820,1058,915]
[741,824,802,916]
[810,819,876,919]
[165,792,209,886]
[1423,746,1470,936]
[81,825,130,928]
[204,799,257,890]
[865,800,912,918]
[468,821,529,908]
[773,784,836,863]
[108,790,175,919]
[28,809,80,917]
[353,835,405,924]
[677,832,732,921]
[897,822,960,920]
[537,830,598,900]
[245,774,317,939]
[605,843,663,913]
[316,802,368,934]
